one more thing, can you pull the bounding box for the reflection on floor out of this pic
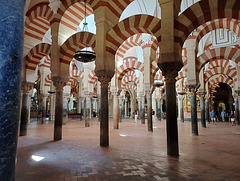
[16,118,240,181]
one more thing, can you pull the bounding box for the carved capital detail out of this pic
[98,76,111,87]
[163,70,178,83]
[22,82,34,94]
[52,76,68,92]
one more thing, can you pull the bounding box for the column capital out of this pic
[96,70,114,85]
[162,70,178,83]
[111,90,121,96]
[197,91,206,99]
[21,82,34,94]
[52,76,68,92]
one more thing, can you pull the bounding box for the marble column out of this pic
[97,97,100,122]
[19,83,33,136]
[140,96,145,124]
[124,98,128,118]
[157,99,161,121]
[190,88,198,136]
[85,95,91,127]
[199,93,206,128]
[98,76,111,146]
[62,94,69,125]
[40,94,48,124]
[118,96,123,123]
[205,98,210,123]
[137,97,141,120]
[52,77,66,141]
[113,91,119,129]
[177,94,185,122]
[238,95,240,125]
[234,95,239,123]
[164,71,179,157]
[49,93,55,122]
[146,91,153,132]
[0,0,25,179]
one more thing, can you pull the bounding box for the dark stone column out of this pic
[238,96,240,125]
[146,91,153,132]
[165,71,179,157]
[52,77,66,141]
[19,83,33,136]
[140,96,145,124]
[199,93,206,128]
[98,76,111,147]
[85,95,91,127]
[0,0,25,179]
[205,98,210,123]
[190,89,198,136]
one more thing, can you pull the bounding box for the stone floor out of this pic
[16,118,240,181]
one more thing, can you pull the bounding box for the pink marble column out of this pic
[112,91,120,129]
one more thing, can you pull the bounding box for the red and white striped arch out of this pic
[116,34,158,58]
[60,32,96,65]
[208,75,234,89]
[175,0,240,47]
[44,74,52,87]
[25,3,53,42]
[71,63,84,79]
[177,67,188,80]
[39,55,51,69]
[116,57,144,80]
[26,43,51,71]
[190,18,240,49]
[122,84,137,94]
[88,70,97,84]
[204,66,237,83]
[66,77,79,87]
[106,14,161,56]
[197,47,240,72]
[60,2,93,32]
[121,71,139,90]
[51,0,133,24]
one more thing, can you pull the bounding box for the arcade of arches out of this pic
[0,0,240,180]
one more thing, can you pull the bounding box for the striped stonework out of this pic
[121,72,139,90]
[88,70,97,84]
[25,3,53,41]
[51,0,133,24]
[44,74,52,87]
[60,32,96,65]
[116,57,144,80]
[204,66,237,83]
[106,15,161,56]
[197,46,240,72]
[71,64,84,79]
[26,43,51,71]
[122,84,137,94]
[177,67,188,80]
[60,2,93,32]
[175,0,240,47]
[209,75,234,89]
[39,55,51,69]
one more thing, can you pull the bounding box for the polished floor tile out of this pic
[15,118,240,181]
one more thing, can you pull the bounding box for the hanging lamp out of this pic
[73,0,96,63]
